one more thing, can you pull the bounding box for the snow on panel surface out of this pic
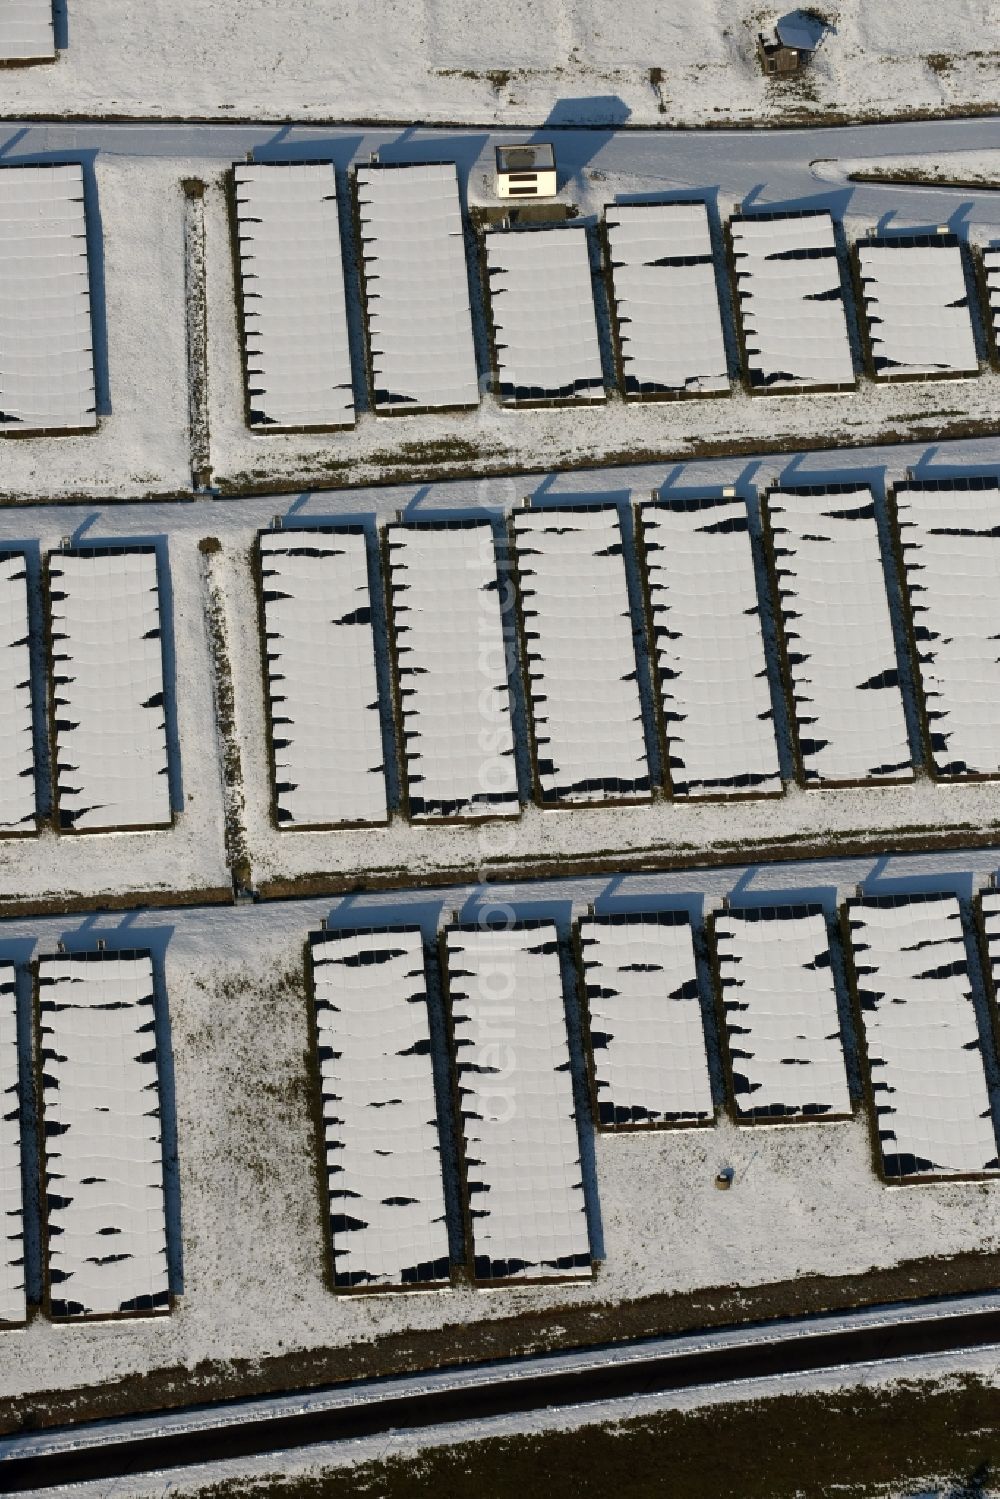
[605,202,728,397]
[386,521,518,820]
[979,892,1000,1003]
[49,547,171,832]
[0,164,95,433]
[446,923,592,1283]
[714,906,850,1121]
[0,0,53,62]
[985,248,1000,354]
[846,895,998,1180]
[234,163,354,430]
[38,952,170,1318]
[730,213,854,390]
[767,488,911,785]
[640,498,780,798]
[512,506,650,804]
[579,912,713,1128]
[259,529,386,828]
[858,238,978,379]
[355,163,479,412]
[0,966,23,1325]
[894,482,1000,778]
[484,228,605,403]
[0,552,35,833]
[310,928,450,1290]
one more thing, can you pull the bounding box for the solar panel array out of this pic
[446,923,592,1283]
[311,928,450,1289]
[640,498,781,798]
[38,952,170,1318]
[259,529,386,828]
[894,481,1000,779]
[715,905,850,1122]
[579,912,713,1128]
[49,547,171,832]
[356,163,479,412]
[605,201,729,398]
[0,165,96,435]
[984,247,1000,356]
[0,966,23,1326]
[386,520,518,820]
[766,487,911,785]
[730,212,854,391]
[512,505,650,804]
[484,227,604,404]
[858,237,978,380]
[0,551,35,834]
[234,163,354,430]
[846,895,998,1181]
[0,0,53,61]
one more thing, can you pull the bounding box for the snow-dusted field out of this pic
[3,2,1000,128]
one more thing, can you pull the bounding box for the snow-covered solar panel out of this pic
[484,228,605,403]
[49,547,171,832]
[0,551,35,834]
[578,912,713,1129]
[0,965,24,1325]
[512,506,650,805]
[605,202,728,397]
[386,521,518,820]
[846,895,999,1181]
[446,923,592,1283]
[894,481,1000,778]
[984,248,1000,355]
[858,236,978,379]
[0,164,96,434]
[714,906,850,1122]
[766,487,911,785]
[310,928,450,1290]
[38,952,170,1318]
[639,498,781,799]
[234,163,354,430]
[730,212,854,390]
[979,891,1000,1004]
[355,163,479,412]
[0,0,54,62]
[259,529,386,828]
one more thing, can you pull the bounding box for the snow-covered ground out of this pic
[3,2,1000,127]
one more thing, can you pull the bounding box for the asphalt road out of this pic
[3,1301,1000,1492]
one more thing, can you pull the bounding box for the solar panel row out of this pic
[1,543,173,837]
[1,950,170,1326]
[257,482,1000,827]
[1,888,998,1326]
[227,169,998,427]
